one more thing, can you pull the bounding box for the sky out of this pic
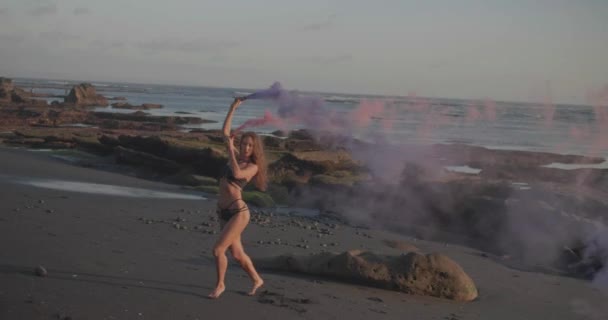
[0,0,607,104]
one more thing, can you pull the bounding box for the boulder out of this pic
[242,191,275,207]
[64,83,109,107]
[258,250,478,301]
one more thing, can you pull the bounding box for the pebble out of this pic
[46,209,54,213]
[35,265,47,277]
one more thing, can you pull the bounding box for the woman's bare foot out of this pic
[208,284,225,299]
[247,278,264,296]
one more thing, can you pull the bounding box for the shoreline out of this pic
[2,79,608,318]
[1,146,607,319]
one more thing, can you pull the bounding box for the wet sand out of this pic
[1,146,607,320]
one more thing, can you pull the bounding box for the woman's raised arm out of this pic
[222,97,243,137]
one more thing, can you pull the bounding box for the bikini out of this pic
[217,163,249,221]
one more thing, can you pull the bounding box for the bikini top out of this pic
[220,163,248,189]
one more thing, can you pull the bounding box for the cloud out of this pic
[0,8,8,15]
[39,31,81,42]
[302,54,353,64]
[301,14,337,31]
[426,60,451,70]
[28,3,57,16]
[0,33,25,45]
[73,7,90,15]
[89,40,125,51]
[135,38,238,54]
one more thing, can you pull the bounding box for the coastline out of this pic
[2,79,608,319]
[1,146,607,320]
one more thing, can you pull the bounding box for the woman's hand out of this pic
[230,97,243,110]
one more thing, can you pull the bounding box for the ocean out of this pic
[13,77,608,159]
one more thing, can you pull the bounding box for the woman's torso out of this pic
[217,161,250,208]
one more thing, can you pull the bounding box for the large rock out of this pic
[0,77,46,106]
[0,77,15,102]
[64,83,108,107]
[258,250,478,301]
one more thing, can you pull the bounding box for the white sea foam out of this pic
[16,178,206,200]
[444,165,482,174]
[542,160,608,170]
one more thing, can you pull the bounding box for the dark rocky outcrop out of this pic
[64,83,108,107]
[0,77,47,106]
[111,102,163,110]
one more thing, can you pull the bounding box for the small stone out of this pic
[46,209,54,213]
[35,265,47,277]
[38,200,45,204]
[304,245,310,249]
[174,224,181,229]
[321,244,327,247]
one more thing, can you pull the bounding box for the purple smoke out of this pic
[243,82,284,100]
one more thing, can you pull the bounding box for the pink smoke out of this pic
[234,109,285,133]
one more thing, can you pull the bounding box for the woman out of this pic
[208,97,267,299]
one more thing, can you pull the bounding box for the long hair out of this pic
[241,131,267,191]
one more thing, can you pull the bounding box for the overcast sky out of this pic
[0,0,607,103]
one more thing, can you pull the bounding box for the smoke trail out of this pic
[242,82,608,293]
[234,109,286,133]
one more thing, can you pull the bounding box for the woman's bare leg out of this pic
[208,211,250,299]
[230,236,264,295]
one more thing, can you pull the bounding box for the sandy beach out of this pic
[1,146,607,320]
